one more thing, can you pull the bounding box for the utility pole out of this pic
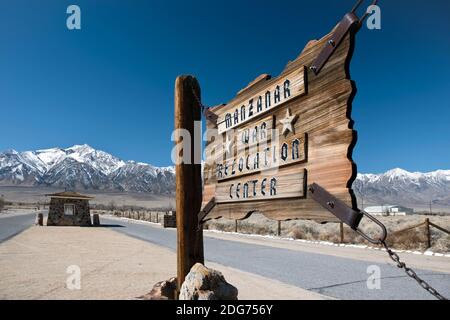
[174,75,204,297]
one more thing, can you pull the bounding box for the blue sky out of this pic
[0,0,449,173]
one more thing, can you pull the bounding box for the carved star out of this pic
[279,108,298,136]
[225,134,234,155]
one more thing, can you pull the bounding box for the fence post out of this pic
[340,222,344,244]
[425,218,431,249]
[277,221,281,236]
[235,220,238,233]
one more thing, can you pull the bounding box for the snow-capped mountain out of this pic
[0,145,175,194]
[354,168,450,209]
[1,146,448,207]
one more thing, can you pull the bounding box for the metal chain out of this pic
[380,240,448,300]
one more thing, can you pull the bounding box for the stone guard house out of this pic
[46,192,94,226]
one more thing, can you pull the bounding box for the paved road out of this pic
[0,213,36,242]
[1,214,449,299]
[102,217,450,300]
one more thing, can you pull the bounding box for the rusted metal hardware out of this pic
[355,210,387,244]
[189,81,219,124]
[308,183,386,244]
[308,183,363,230]
[309,182,447,300]
[198,197,216,227]
[381,240,448,300]
[351,0,379,26]
[310,0,379,76]
[204,107,219,124]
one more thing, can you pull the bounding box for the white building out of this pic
[364,205,414,216]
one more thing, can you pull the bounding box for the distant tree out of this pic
[108,200,116,212]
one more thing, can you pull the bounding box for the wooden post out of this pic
[175,75,204,296]
[235,220,238,233]
[425,218,431,249]
[277,221,281,236]
[340,222,344,244]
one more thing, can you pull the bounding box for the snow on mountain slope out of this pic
[1,144,448,204]
[65,144,126,175]
[0,145,174,194]
[354,168,450,208]
[110,161,175,193]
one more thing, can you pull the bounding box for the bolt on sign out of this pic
[201,27,358,223]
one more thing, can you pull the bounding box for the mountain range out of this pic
[1,145,449,210]
[0,145,175,194]
[354,168,450,210]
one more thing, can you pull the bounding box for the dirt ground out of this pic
[0,226,328,300]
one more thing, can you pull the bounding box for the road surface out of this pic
[0,213,36,242]
[101,217,450,300]
[1,213,449,300]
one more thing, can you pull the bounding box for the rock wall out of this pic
[47,198,92,226]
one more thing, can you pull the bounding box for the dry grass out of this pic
[204,214,450,254]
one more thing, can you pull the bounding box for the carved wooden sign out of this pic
[202,27,357,223]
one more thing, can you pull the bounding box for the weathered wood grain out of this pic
[202,25,357,223]
[174,76,204,294]
[217,67,307,134]
[215,170,306,203]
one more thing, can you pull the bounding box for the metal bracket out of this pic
[308,183,387,244]
[308,183,363,229]
[310,12,360,76]
[310,0,379,75]
[203,107,219,124]
[198,197,216,226]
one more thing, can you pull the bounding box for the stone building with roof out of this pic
[46,191,94,226]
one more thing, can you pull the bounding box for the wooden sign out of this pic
[202,26,358,223]
[218,68,307,134]
[215,170,307,204]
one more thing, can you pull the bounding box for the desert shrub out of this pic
[206,221,235,233]
[290,227,304,240]
[317,232,340,243]
[202,215,450,253]
[289,225,319,240]
[238,221,275,235]
[431,235,450,253]
[107,201,116,212]
[386,227,427,251]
